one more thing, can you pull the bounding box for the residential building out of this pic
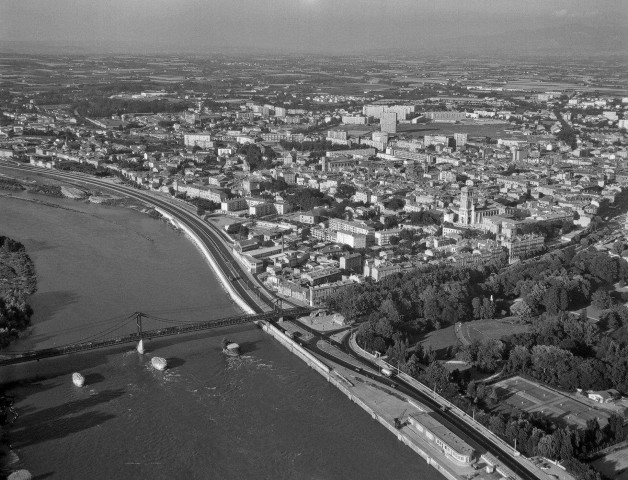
[453,133,468,148]
[336,230,367,248]
[326,130,349,145]
[380,112,397,134]
[309,280,354,307]
[184,133,213,149]
[340,253,362,273]
[374,228,403,246]
[221,198,247,212]
[321,156,359,172]
[249,202,275,217]
[501,234,544,262]
[363,261,401,281]
[302,268,342,286]
[425,111,466,122]
[342,115,367,125]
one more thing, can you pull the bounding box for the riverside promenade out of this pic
[261,319,506,480]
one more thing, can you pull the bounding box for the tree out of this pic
[372,336,386,353]
[542,285,569,315]
[612,241,625,256]
[510,300,534,322]
[336,184,356,199]
[383,198,405,211]
[591,289,613,310]
[234,224,249,238]
[403,354,421,378]
[561,220,574,235]
[466,381,477,399]
[421,361,450,392]
[506,345,532,373]
[537,434,558,459]
[489,415,506,436]
[481,297,496,319]
[472,297,482,319]
[476,339,504,372]
[608,413,626,442]
[409,210,442,226]
[375,316,395,338]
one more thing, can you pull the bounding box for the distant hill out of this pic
[426,23,627,57]
[0,22,625,58]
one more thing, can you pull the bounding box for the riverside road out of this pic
[1,161,542,480]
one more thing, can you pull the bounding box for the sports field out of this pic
[494,376,611,429]
[397,121,521,139]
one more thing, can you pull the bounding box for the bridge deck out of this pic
[0,307,311,366]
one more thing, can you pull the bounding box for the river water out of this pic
[0,192,442,480]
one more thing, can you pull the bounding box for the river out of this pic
[0,192,443,480]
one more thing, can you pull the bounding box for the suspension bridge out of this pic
[0,307,312,366]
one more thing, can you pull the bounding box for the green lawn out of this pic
[420,317,531,359]
[419,325,458,359]
[459,318,530,344]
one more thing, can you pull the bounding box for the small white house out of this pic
[587,389,619,404]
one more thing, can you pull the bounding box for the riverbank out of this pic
[0,235,37,350]
[0,233,37,478]
[259,319,484,480]
[0,168,150,211]
[1,165,268,317]
[155,208,258,315]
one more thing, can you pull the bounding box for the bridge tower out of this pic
[134,312,146,354]
[273,298,283,314]
[135,312,145,338]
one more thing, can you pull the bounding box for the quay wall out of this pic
[259,321,331,374]
[155,207,256,315]
[260,321,458,480]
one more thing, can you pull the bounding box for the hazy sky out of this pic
[1,0,626,54]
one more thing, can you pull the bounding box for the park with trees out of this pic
[326,245,628,480]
